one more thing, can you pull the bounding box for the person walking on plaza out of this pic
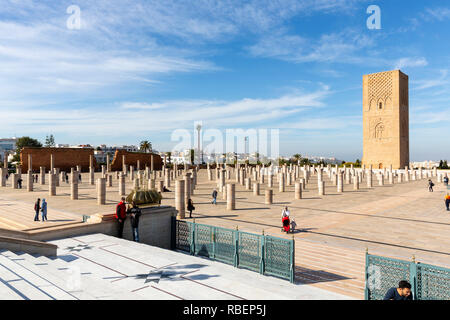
[428,179,434,192]
[34,198,41,221]
[383,280,412,300]
[79,173,82,183]
[17,177,22,189]
[127,201,142,242]
[211,189,218,205]
[115,197,127,238]
[187,199,195,218]
[445,193,450,211]
[281,206,290,233]
[444,176,449,187]
[41,199,48,222]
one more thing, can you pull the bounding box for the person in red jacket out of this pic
[115,197,127,238]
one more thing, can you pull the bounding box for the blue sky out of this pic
[0,0,449,161]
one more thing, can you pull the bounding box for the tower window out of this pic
[379,102,383,109]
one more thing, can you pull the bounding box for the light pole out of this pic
[196,124,202,165]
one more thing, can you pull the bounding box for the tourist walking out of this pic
[127,201,142,242]
[79,173,82,183]
[211,189,218,205]
[17,177,22,189]
[115,197,127,238]
[187,199,195,218]
[281,207,290,233]
[383,280,412,300]
[34,198,41,221]
[41,199,48,222]
[428,179,434,192]
[65,173,69,183]
[445,193,450,211]
[444,176,449,187]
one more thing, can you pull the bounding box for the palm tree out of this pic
[292,153,302,163]
[140,140,151,153]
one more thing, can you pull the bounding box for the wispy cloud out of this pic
[393,57,428,70]
[248,29,377,64]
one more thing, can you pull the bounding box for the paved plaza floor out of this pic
[0,169,449,299]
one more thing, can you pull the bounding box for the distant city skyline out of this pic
[1,1,450,162]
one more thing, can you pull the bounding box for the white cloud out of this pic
[393,57,428,70]
[248,29,379,65]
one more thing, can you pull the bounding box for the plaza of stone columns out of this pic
[0,153,449,299]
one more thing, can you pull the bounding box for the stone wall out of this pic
[20,147,97,172]
[23,206,177,250]
[110,150,163,171]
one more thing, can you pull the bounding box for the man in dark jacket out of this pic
[127,201,142,242]
[34,198,41,221]
[211,189,218,205]
[383,280,412,300]
[115,197,127,238]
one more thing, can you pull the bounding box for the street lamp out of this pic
[196,124,202,165]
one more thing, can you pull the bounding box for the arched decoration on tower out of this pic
[385,97,392,110]
[373,122,385,140]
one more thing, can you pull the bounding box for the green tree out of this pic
[292,154,302,163]
[44,134,55,147]
[140,140,152,153]
[12,136,43,162]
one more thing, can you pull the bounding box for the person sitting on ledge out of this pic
[162,186,171,192]
[383,280,412,300]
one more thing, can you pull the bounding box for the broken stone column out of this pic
[11,173,18,189]
[150,155,154,172]
[219,169,225,192]
[108,175,113,187]
[89,166,95,185]
[294,182,302,200]
[353,176,359,190]
[245,177,251,190]
[279,173,285,192]
[97,178,106,205]
[379,174,384,186]
[27,170,33,192]
[101,165,106,178]
[175,180,185,219]
[122,155,127,174]
[40,167,46,185]
[208,169,212,181]
[50,154,55,172]
[398,173,403,183]
[70,169,78,200]
[119,173,126,196]
[164,169,171,188]
[404,167,409,182]
[268,174,273,188]
[265,189,273,205]
[3,151,7,169]
[253,182,260,196]
[226,183,235,210]
[367,171,373,188]
[148,178,156,190]
[48,173,56,196]
[129,166,135,181]
[318,180,325,196]
[0,168,6,187]
[337,172,343,193]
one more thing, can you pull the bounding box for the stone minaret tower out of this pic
[362,70,409,169]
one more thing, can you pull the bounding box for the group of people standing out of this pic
[115,197,142,242]
[33,198,48,221]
